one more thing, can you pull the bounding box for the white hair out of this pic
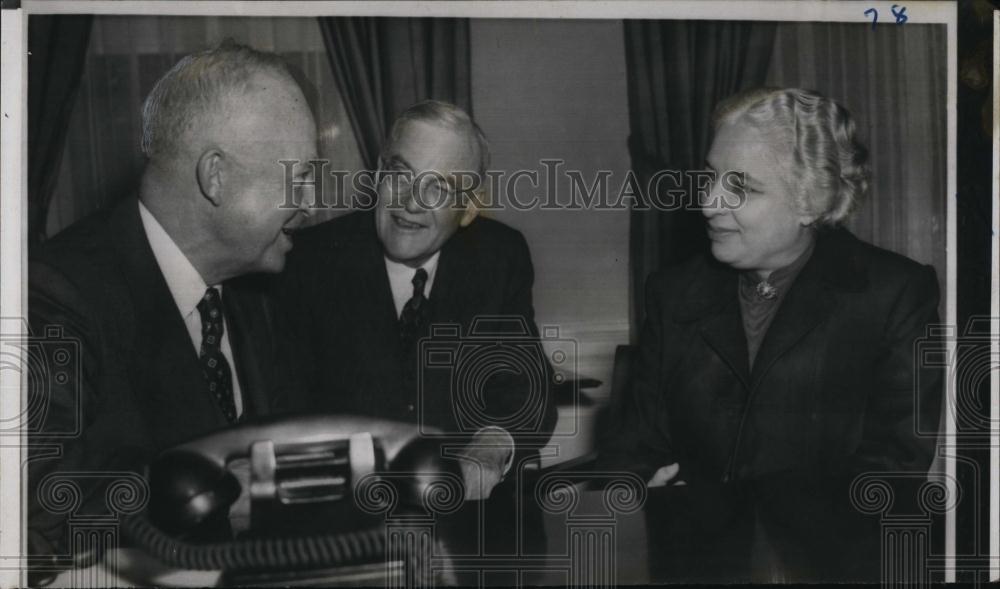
[713,87,871,226]
[140,39,293,161]
[382,99,490,177]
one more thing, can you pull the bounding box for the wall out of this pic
[470,18,631,395]
[470,18,631,456]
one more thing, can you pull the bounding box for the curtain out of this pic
[625,20,776,337]
[766,22,948,298]
[27,15,93,246]
[318,17,471,171]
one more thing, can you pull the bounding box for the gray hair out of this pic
[712,87,871,226]
[381,100,491,177]
[140,39,293,161]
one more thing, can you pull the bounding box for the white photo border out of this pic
[0,1,970,587]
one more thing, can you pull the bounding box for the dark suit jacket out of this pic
[27,197,294,555]
[599,227,942,582]
[276,211,558,451]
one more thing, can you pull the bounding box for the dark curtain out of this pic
[27,15,93,247]
[625,20,775,337]
[318,17,471,171]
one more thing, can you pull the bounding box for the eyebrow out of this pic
[705,162,762,188]
[386,154,459,190]
[386,155,415,172]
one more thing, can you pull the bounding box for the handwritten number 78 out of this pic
[866,5,908,30]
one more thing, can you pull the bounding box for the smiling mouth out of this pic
[707,226,738,237]
[281,213,305,236]
[391,214,426,230]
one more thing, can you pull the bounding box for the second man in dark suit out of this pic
[278,101,558,498]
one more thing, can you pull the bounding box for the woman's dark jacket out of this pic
[600,227,942,581]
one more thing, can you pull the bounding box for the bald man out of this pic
[27,41,317,557]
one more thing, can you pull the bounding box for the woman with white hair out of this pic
[601,88,942,582]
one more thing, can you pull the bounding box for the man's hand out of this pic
[457,427,515,501]
[647,463,686,487]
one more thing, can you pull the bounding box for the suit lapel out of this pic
[354,222,405,355]
[749,230,858,389]
[750,276,832,389]
[108,198,226,429]
[427,229,471,325]
[673,230,862,400]
[222,280,270,419]
[676,259,751,389]
[699,301,752,390]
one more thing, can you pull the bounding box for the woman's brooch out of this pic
[755,280,778,301]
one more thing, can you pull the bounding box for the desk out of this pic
[49,550,220,588]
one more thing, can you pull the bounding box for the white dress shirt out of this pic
[384,252,440,317]
[138,201,244,417]
[383,250,515,487]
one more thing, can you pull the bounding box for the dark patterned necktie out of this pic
[197,287,237,424]
[399,268,429,349]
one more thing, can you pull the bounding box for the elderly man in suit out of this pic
[278,100,558,500]
[27,41,317,558]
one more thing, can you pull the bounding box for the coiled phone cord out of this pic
[122,513,386,571]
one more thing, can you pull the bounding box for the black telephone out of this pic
[123,414,463,579]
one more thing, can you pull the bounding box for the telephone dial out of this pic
[123,414,463,581]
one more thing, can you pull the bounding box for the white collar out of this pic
[384,251,440,288]
[138,200,216,320]
[384,251,441,313]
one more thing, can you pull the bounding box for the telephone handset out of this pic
[124,414,462,575]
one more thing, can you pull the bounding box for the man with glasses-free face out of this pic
[27,42,315,561]
[277,100,557,502]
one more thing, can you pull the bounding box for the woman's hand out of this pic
[647,463,687,487]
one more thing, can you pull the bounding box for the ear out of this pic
[798,212,820,227]
[195,148,225,206]
[459,193,480,227]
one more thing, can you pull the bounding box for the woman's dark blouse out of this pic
[738,239,816,369]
